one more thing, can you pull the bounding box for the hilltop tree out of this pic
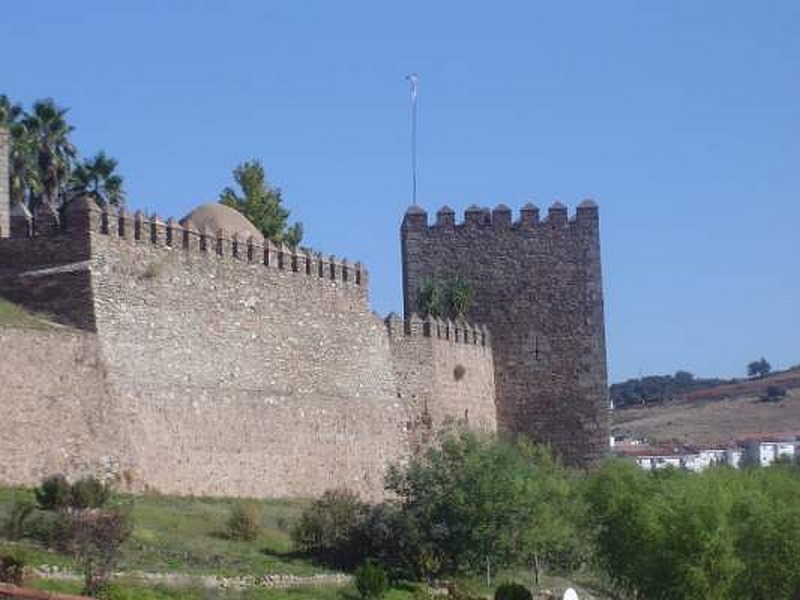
[747,357,771,379]
[219,160,303,248]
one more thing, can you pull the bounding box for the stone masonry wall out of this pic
[84,204,408,499]
[0,328,133,486]
[401,203,609,464]
[387,314,496,451]
[0,201,411,499]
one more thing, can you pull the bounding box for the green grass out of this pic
[0,297,55,329]
[31,578,417,600]
[0,487,325,577]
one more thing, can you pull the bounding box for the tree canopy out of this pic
[747,357,771,379]
[219,160,303,248]
[1,95,125,211]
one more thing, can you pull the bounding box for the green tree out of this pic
[2,96,41,209]
[291,488,368,569]
[385,430,578,582]
[585,461,742,600]
[219,160,303,248]
[730,467,800,600]
[68,151,125,207]
[22,99,76,209]
[747,357,771,379]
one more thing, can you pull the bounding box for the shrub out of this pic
[35,474,71,511]
[69,507,134,596]
[761,385,787,402]
[494,582,533,600]
[291,488,368,568]
[26,510,73,550]
[0,552,25,585]
[4,498,34,540]
[226,501,262,542]
[70,476,110,509]
[354,560,389,599]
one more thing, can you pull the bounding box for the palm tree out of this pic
[8,123,41,207]
[22,99,76,209]
[69,151,125,207]
[1,96,40,209]
[0,95,23,126]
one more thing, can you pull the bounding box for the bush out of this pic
[494,582,533,600]
[4,498,34,540]
[226,501,262,542]
[354,560,389,599]
[70,476,110,509]
[26,510,73,550]
[291,488,368,568]
[0,552,25,585]
[761,385,787,402]
[35,474,72,511]
[69,507,134,596]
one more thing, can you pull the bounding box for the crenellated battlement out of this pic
[401,200,598,233]
[384,312,490,348]
[7,197,368,288]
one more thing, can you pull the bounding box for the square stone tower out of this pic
[0,127,9,238]
[401,202,609,465]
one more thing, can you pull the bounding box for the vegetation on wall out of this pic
[416,277,474,320]
[219,160,303,248]
[0,95,126,212]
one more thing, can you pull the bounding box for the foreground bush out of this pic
[68,507,134,596]
[354,560,389,599]
[70,476,111,509]
[291,488,368,569]
[226,501,262,541]
[34,474,110,511]
[494,582,532,600]
[35,474,72,511]
[0,552,25,585]
[4,498,34,539]
[585,460,800,600]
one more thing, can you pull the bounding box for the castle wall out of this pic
[0,328,131,486]
[0,202,411,499]
[387,314,496,450]
[84,207,408,499]
[0,228,95,330]
[401,203,609,464]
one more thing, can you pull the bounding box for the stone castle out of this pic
[0,128,608,499]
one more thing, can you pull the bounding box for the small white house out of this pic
[743,440,796,467]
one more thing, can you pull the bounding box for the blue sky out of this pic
[3,1,798,382]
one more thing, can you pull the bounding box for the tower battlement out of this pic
[401,201,609,465]
[402,200,599,232]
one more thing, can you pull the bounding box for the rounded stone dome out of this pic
[180,203,264,243]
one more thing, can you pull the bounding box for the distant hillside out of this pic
[612,367,800,447]
[610,371,728,408]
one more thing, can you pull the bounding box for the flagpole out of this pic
[406,73,419,206]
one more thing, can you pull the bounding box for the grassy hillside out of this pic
[613,371,800,446]
[0,488,322,577]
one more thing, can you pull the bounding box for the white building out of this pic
[742,440,796,467]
